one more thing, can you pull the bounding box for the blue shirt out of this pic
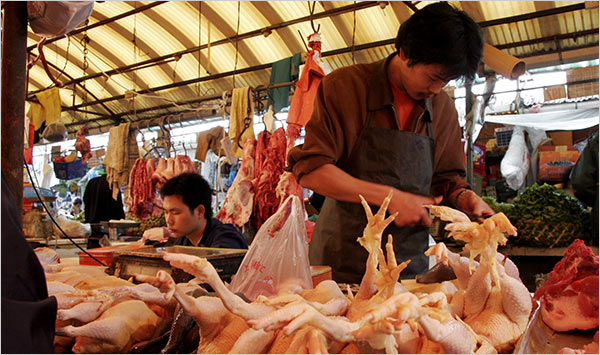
[173,217,248,249]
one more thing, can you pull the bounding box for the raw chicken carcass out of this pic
[57,300,161,353]
[136,270,274,354]
[425,206,532,352]
[534,239,599,332]
[250,191,482,354]
[215,137,256,227]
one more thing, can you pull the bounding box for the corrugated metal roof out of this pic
[23,1,599,133]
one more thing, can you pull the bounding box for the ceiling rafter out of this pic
[534,1,564,52]
[63,24,598,131]
[27,52,117,120]
[250,1,304,54]
[27,1,382,98]
[478,2,585,28]
[27,38,122,99]
[84,10,174,90]
[138,5,207,98]
[201,2,261,68]
[319,1,353,47]
[387,1,414,25]
[26,1,168,51]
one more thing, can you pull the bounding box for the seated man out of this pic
[146,172,248,249]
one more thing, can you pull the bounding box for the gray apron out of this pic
[309,101,436,284]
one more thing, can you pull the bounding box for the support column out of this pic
[2,1,28,218]
[464,79,474,186]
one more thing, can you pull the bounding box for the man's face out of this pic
[163,195,203,238]
[395,51,453,101]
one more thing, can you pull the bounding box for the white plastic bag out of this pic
[54,215,91,238]
[501,126,529,190]
[229,195,311,301]
[28,1,94,37]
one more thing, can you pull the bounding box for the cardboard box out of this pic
[538,145,580,182]
[548,131,573,146]
[566,66,599,99]
[544,85,566,101]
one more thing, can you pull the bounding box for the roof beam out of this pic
[26,1,167,51]
[202,2,261,68]
[29,1,382,95]
[494,28,598,50]
[251,1,304,54]
[65,26,598,126]
[478,3,586,28]
[26,52,117,119]
[534,1,565,52]
[319,2,354,47]
[388,1,414,24]
[27,38,122,99]
[402,1,420,13]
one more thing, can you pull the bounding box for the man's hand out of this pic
[455,190,494,222]
[389,190,442,227]
[141,227,173,243]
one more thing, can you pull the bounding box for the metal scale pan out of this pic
[110,245,247,283]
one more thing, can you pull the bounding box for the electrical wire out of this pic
[23,160,107,266]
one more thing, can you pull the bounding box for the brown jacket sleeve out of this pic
[288,67,367,182]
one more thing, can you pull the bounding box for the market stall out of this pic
[2,1,599,354]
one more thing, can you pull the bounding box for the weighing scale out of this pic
[110,245,247,283]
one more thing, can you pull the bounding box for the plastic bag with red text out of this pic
[229,195,311,301]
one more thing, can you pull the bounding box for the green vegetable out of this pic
[482,196,513,215]
[506,183,590,247]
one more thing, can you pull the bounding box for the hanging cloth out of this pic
[229,87,254,159]
[286,34,326,129]
[27,87,61,129]
[195,126,225,162]
[267,53,302,114]
[103,122,131,200]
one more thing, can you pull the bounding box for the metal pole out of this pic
[464,79,474,186]
[2,1,28,218]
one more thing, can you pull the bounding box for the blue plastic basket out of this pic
[53,159,87,180]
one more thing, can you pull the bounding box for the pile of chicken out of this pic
[36,248,182,353]
[138,191,532,354]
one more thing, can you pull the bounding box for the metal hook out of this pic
[308,1,320,33]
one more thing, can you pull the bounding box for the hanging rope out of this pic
[28,38,64,88]
[54,35,71,83]
[196,1,202,96]
[207,21,211,75]
[132,1,138,93]
[131,1,138,123]
[81,31,89,121]
[232,1,241,89]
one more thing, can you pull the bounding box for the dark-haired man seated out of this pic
[144,172,247,249]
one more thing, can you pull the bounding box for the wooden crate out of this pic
[566,66,599,99]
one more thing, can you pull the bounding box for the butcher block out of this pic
[110,245,247,283]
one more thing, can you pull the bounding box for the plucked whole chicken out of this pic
[135,190,532,354]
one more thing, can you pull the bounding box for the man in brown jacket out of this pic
[289,2,494,283]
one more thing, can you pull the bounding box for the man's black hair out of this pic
[395,2,484,81]
[160,172,213,220]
